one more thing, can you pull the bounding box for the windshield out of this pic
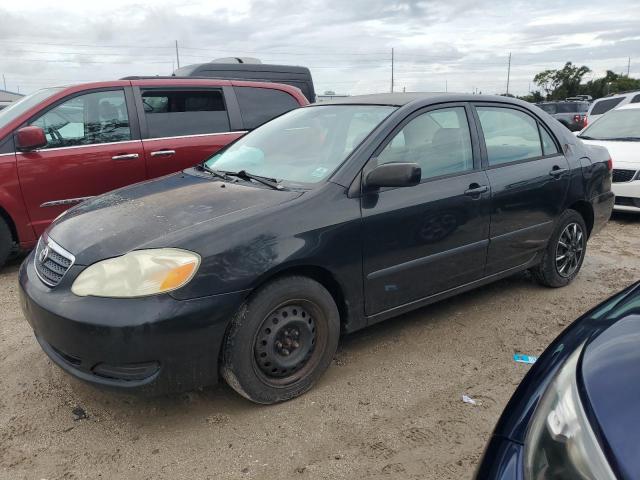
[580,108,640,140]
[0,87,64,130]
[204,105,397,185]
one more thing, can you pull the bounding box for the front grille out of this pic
[612,169,637,183]
[34,236,75,287]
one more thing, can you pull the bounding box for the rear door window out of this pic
[235,87,300,130]
[141,89,229,138]
[476,107,543,165]
[30,90,131,148]
[631,94,640,104]
[591,97,625,115]
[538,104,557,114]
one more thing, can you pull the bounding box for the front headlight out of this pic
[524,345,616,479]
[71,249,200,298]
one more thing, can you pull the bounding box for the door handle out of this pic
[111,153,139,161]
[150,150,176,157]
[464,184,488,196]
[549,166,568,177]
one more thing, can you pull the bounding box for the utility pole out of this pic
[390,48,394,93]
[628,57,631,77]
[506,52,512,95]
[445,79,448,92]
[175,40,180,70]
[2,74,6,91]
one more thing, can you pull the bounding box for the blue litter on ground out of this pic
[514,353,538,364]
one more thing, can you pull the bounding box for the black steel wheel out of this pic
[533,209,588,288]
[221,276,340,404]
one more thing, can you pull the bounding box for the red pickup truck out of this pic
[0,78,308,267]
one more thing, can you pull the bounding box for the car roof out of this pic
[316,92,527,107]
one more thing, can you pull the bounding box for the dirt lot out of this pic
[1,214,639,480]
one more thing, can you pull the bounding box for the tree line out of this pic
[518,62,640,103]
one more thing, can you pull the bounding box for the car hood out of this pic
[47,170,302,265]
[581,313,640,480]
[580,138,640,168]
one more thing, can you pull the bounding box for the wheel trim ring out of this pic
[251,298,329,388]
[555,222,584,278]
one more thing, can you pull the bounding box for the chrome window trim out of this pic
[142,131,248,142]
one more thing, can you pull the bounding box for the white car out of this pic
[587,91,640,124]
[578,103,640,212]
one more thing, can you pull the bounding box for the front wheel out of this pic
[221,276,340,404]
[533,209,587,287]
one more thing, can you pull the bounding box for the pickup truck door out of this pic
[16,87,146,236]
[133,84,246,178]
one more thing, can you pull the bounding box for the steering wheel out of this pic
[47,126,64,145]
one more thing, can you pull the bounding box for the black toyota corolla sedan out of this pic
[19,93,614,404]
[475,281,640,480]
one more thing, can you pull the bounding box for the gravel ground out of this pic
[1,214,639,480]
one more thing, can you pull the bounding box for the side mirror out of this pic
[16,126,47,151]
[364,162,421,190]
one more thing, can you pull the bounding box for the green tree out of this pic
[534,62,591,100]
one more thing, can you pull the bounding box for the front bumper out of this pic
[19,251,248,394]
[612,180,640,212]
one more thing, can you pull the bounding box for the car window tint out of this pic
[235,87,300,130]
[540,126,559,156]
[141,89,229,138]
[591,97,625,115]
[477,107,543,165]
[30,90,131,148]
[377,106,473,180]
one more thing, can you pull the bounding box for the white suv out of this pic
[587,91,640,124]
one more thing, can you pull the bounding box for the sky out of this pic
[1,0,639,96]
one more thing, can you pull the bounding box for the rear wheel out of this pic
[533,209,587,287]
[221,276,340,404]
[0,218,12,269]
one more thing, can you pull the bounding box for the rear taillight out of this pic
[573,114,581,123]
[607,158,613,171]
[583,115,588,127]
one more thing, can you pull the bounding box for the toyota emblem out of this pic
[39,245,49,263]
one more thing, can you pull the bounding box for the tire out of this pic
[532,209,587,288]
[0,218,12,269]
[221,276,340,404]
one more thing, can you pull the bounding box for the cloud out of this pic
[0,0,638,96]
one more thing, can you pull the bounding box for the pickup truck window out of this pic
[141,89,230,138]
[235,87,300,130]
[30,90,131,148]
[477,107,543,165]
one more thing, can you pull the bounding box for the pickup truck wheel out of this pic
[533,209,587,288]
[221,276,340,404]
[0,218,12,269]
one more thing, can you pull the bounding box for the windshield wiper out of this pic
[577,135,598,140]
[221,170,285,190]
[195,163,230,181]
